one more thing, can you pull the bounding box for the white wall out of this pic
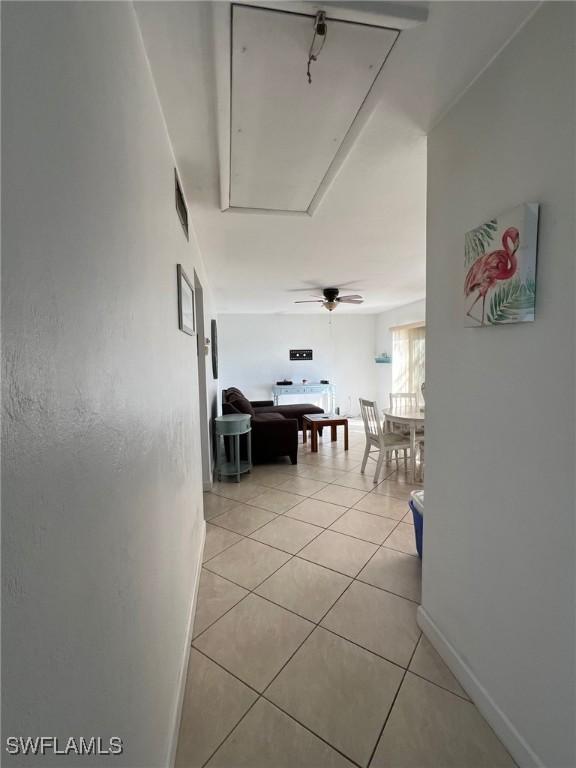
[375,299,426,408]
[218,314,378,415]
[423,5,575,768]
[2,3,211,765]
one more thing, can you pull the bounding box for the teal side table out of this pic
[215,414,252,483]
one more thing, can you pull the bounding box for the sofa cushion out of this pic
[254,403,324,429]
[228,393,255,417]
[224,387,245,400]
[253,412,286,422]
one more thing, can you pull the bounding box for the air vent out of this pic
[175,169,189,239]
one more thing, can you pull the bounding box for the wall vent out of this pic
[175,169,189,239]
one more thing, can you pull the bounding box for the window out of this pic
[392,324,426,399]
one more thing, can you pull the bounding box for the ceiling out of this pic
[135,1,538,314]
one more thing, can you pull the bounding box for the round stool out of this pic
[215,414,252,483]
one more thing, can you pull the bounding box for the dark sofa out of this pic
[222,387,324,465]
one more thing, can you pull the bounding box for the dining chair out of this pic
[389,392,418,411]
[359,398,411,483]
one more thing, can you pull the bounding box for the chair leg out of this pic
[360,443,370,474]
[374,450,385,484]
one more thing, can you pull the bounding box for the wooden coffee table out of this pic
[302,414,349,452]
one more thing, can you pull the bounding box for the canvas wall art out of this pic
[464,203,539,327]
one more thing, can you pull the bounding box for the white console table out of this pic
[272,383,336,413]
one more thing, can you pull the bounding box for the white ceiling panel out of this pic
[230,5,398,212]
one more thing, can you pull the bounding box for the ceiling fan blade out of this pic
[294,300,323,304]
[338,299,364,304]
[337,294,363,301]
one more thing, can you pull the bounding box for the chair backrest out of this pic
[359,398,383,441]
[389,392,418,411]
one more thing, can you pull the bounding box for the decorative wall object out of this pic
[177,264,195,335]
[464,203,539,326]
[211,319,219,379]
[290,349,313,360]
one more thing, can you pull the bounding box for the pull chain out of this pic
[306,11,327,84]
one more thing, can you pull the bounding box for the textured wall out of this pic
[2,3,208,765]
[424,5,575,766]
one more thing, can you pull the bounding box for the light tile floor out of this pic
[176,421,515,768]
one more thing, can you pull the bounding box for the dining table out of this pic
[382,406,425,484]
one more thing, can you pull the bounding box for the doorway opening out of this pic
[194,271,212,490]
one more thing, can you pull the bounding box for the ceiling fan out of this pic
[294,287,364,312]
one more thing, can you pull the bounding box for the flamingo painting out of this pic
[464,204,539,327]
[465,227,520,325]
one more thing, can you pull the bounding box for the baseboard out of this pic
[417,607,544,768]
[167,520,206,768]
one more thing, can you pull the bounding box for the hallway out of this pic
[177,423,514,767]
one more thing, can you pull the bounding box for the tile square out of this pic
[212,481,271,503]
[267,627,403,766]
[331,473,381,492]
[321,581,419,667]
[193,569,248,638]
[286,498,347,528]
[276,476,329,497]
[256,558,351,622]
[358,546,421,603]
[371,673,515,767]
[248,468,296,489]
[298,530,378,577]
[250,515,322,554]
[354,493,408,520]
[383,522,418,556]
[329,509,398,545]
[205,538,291,590]
[194,594,313,691]
[249,488,303,514]
[373,477,420,501]
[203,492,236,521]
[203,524,242,563]
[296,466,349,483]
[409,635,467,698]
[207,698,354,768]
[175,649,257,768]
[312,484,366,508]
[210,503,277,536]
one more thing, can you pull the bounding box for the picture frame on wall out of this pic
[177,264,195,336]
[464,202,539,327]
[211,318,218,379]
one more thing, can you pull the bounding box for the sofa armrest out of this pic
[250,400,274,407]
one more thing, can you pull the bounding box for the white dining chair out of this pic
[359,398,411,483]
[389,392,418,411]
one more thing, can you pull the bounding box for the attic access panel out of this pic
[230,5,398,213]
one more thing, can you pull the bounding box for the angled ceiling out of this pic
[135,1,538,314]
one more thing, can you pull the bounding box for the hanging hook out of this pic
[306,11,327,85]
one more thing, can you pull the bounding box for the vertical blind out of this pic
[392,324,426,399]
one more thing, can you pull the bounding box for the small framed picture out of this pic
[177,264,195,335]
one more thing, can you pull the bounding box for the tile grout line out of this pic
[366,630,422,768]
[197,449,422,765]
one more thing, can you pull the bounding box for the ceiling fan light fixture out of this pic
[324,300,337,311]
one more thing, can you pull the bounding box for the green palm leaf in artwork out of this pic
[465,219,498,265]
[487,278,536,324]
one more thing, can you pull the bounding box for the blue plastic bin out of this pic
[409,490,424,559]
